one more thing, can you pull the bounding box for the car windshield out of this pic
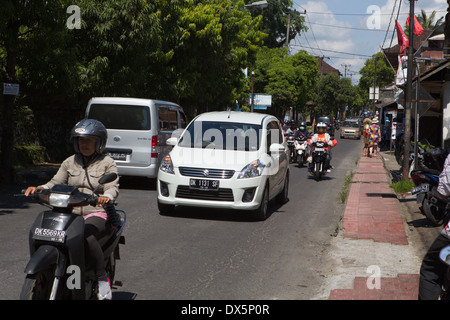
[178,121,261,151]
[317,117,330,124]
[343,121,359,128]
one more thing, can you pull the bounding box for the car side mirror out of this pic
[269,143,285,154]
[166,137,178,146]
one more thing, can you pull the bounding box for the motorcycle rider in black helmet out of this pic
[25,119,119,300]
[295,121,312,140]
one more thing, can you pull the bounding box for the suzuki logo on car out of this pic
[113,136,120,142]
[203,169,209,177]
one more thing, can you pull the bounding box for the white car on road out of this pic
[157,111,289,220]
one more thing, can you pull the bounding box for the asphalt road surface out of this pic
[0,135,362,300]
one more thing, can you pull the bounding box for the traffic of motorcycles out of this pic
[283,121,334,181]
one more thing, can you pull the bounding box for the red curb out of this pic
[328,274,419,300]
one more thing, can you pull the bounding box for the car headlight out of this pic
[160,154,175,174]
[237,159,265,179]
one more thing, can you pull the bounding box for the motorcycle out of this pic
[309,141,329,180]
[19,172,126,300]
[439,245,450,299]
[411,169,448,226]
[286,134,297,164]
[296,136,308,167]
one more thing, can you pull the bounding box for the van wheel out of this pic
[158,201,175,216]
[252,185,269,221]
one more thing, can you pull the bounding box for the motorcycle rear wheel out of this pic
[314,162,322,180]
[422,199,446,227]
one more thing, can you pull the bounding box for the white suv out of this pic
[157,111,289,220]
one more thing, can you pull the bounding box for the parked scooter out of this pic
[309,141,329,180]
[438,245,450,299]
[19,172,126,300]
[411,169,448,226]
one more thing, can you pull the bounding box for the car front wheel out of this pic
[276,171,289,204]
[252,184,269,221]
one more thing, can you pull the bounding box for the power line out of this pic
[308,21,387,32]
[382,0,398,48]
[290,44,373,58]
[304,9,446,16]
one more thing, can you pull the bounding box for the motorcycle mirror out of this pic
[439,245,450,266]
[98,172,118,185]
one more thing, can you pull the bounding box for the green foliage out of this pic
[390,179,415,194]
[314,74,363,117]
[358,52,395,106]
[14,145,47,166]
[245,0,307,48]
[254,47,319,117]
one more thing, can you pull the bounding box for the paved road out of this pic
[0,135,362,300]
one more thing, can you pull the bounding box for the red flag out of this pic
[406,14,424,36]
[395,19,409,56]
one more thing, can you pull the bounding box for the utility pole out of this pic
[285,9,306,52]
[341,64,351,78]
[286,13,291,49]
[372,57,377,117]
[402,0,415,181]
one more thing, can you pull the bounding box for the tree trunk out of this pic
[1,19,18,184]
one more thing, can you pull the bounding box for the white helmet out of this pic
[317,122,327,133]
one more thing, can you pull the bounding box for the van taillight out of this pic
[151,135,158,158]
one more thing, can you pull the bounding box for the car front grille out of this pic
[175,186,234,202]
[178,167,235,179]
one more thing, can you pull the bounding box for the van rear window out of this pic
[88,104,150,130]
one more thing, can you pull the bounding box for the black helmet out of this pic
[70,119,108,154]
[299,121,306,130]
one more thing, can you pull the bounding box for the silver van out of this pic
[85,97,186,179]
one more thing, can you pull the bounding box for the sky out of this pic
[290,0,448,85]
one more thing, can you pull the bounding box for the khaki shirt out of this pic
[40,154,119,216]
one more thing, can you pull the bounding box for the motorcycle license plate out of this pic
[411,184,429,195]
[33,227,66,243]
[315,147,324,152]
[189,179,219,191]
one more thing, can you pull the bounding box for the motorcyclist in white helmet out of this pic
[307,122,337,171]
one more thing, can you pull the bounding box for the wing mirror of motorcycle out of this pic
[439,245,450,266]
[98,172,118,185]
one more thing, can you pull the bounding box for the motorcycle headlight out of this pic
[237,160,265,179]
[159,154,175,174]
[49,193,71,207]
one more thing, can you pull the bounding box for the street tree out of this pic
[245,0,307,48]
[358,52,395,107]
[254,47,318,118]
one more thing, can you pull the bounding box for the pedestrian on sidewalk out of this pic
[368,117,380,157]
[419,152,450,299]
[363,118,371,157]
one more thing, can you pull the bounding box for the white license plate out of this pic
[33,227,66,243]
[107,152,127,161]
[315,147,324,152]
[411,184,429,195]
[189,179,219,191]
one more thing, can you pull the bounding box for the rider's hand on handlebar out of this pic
[97,196,111,207]
[24,186,44,196]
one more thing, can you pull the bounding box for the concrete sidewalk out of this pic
[326,153,421,300]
